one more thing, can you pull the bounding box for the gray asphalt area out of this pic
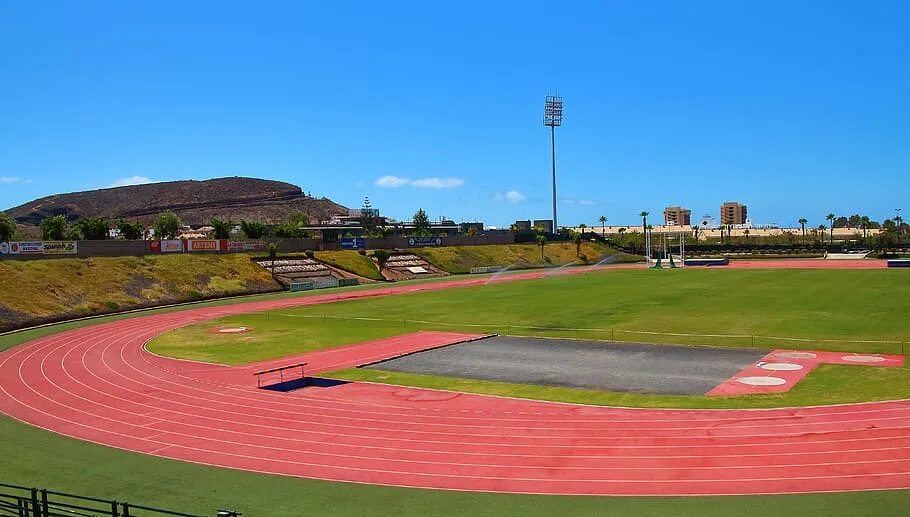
[364,336,766,395]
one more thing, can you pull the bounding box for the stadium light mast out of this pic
[544,95,563,233]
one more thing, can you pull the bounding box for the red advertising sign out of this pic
[187,239,221,252]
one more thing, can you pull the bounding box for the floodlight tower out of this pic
[544,95,563,233]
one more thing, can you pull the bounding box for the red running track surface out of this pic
[2,264,909,496]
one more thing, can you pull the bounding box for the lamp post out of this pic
[896,208,903,245]
[544,95,563,233]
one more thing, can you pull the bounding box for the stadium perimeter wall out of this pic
[0,235,516,260]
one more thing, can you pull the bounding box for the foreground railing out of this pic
[0,482,240,517]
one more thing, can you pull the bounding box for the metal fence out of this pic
[0,483,239,517]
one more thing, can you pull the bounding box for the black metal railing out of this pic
[0,483,240,517]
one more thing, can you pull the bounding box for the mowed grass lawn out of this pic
[148,268,910,408]
[3,271,910,515]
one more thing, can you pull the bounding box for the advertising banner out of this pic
[407,237,443,247]
[12,241,44,254]
[340,237,366,250]
[186,239,221,252]
[43,241,78,255]
[226,240,266,251]
[0,242,10,255]
[160,240,184,253]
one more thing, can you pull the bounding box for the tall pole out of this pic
[544,95,563,235]
[897,208,903,245]
[550,125,557,232]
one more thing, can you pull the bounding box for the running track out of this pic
[2,260,909,496]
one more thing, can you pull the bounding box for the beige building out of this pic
[663,206,691,226]
[720,202,748,225]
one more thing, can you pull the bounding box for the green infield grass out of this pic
[151,268,910,363]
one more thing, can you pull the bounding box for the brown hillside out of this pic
[6,176,348,227]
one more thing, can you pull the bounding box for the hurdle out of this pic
[253,361,308,388]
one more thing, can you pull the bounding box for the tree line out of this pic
[0,206,441,242]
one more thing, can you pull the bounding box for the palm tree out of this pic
[535,234,547,260]
[744,229,750,240]
[639,211,649,237]
[861,216,870,241]
[598,216,607,237]
[798,218,808,237]
[266,241,279,279]
[573,231,583,257]
[826,213,835,243]
[578,223,587,236]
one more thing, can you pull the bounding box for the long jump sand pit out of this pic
[364,336,767,395]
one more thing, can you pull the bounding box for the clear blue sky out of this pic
[2,1,908,228]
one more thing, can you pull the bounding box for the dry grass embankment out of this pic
[314,251,383,280]
[414,242,638,274]
[0,253,281,331]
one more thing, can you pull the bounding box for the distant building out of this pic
[663,206,691,226]
[720,202,748,225]
[533,219,554,234]
[460,222,484,234]
[513,220,532,232]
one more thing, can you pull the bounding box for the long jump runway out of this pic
[2,263,910,496]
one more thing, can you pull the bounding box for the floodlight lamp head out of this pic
[544,95,563,127]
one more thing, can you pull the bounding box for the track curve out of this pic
[2,266,909,496]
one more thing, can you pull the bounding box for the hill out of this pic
[5,176,348,227]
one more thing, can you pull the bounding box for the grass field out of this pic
[153,269,910,360]
[148,268,910,408]
[4,272,910,515]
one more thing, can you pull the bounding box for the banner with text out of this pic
[5,241,44,254]
[159,240,184,253]
[226,239,265,251]
[42,241,78,255]
[407,237,443,247]
[186,239,222,252]
[340,237,366,250]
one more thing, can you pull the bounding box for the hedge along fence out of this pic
[265,313,909,355]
